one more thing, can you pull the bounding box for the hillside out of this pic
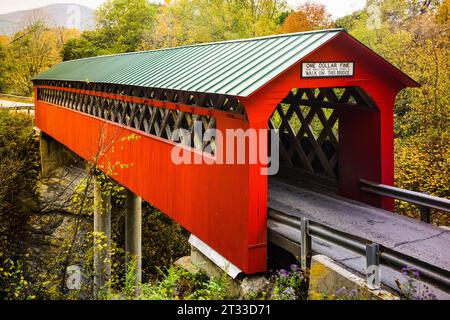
[0,3,94,35]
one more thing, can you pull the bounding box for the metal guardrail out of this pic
[360,179,450,223]
[0,105,35,115]
[13,106,34,114]
[268,209,450,293]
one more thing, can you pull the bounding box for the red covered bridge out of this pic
[32,29,422,278]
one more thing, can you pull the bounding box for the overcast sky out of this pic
[0,0,367,19]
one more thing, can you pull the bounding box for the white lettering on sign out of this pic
[301,62,354,78]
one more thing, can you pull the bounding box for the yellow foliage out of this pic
[344,0,450,225]
[146,0,286,49]
[395,130,450,225]
[0,35,9,46]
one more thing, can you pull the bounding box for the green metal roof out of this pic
[32,29,344,97]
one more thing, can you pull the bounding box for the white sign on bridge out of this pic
[301,62,354,78]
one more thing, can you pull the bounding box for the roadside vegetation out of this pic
[0,110,39,299]
[103,262,437,301]
[0,94,33,104]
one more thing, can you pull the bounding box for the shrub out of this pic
[0,111,39,299]
[395,129,450,225]
[270,264,306,300]
[136,266,231,300]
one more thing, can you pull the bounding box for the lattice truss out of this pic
[36,81,245,155]
[270,87,376,182]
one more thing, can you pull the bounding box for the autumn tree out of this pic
[62,0,158,60]
[336,0,449,223]
[0,44,6,92]
[277,2,332,34]
[61,31,102,61]
[95,0,158,52]
[437,0,449,22]
[5,22,55,95]
[0,6,80,95]
[339,0,449,135]
[0,110,40,299]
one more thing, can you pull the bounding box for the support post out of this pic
[94,176,111,297]
[125,188,142,293]
[366,243,381,290]
[39,132,61,178]
[39,132,75,179]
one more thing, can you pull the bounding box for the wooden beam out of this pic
[36,85,245,121]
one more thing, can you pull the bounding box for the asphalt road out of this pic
[269,178,450,299]
[0,99,34,115]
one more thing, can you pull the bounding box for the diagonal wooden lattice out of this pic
[35,81,246,155]
[35,80,245,114]
[270,87,376,184]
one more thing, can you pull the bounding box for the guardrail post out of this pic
[300,218,312,271]
[419,206,431,224]
[366,243,381,290]
[300,217,312,298]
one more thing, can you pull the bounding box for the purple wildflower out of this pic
[335,287,347,295]
[278,269,289,278]
[283,287,296,299]
[426,292,437,300]
[401,266,420,278]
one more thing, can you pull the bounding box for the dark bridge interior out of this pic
[269,86,377,192]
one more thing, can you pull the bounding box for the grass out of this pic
[0,93,33,104]
[112,265,233,300]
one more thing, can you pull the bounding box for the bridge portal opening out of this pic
[269,86,378,193]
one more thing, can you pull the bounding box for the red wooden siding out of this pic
[242,32,411,212]
[35,100,269,274]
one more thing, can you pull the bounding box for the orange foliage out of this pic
[437,0,449,23]
[277,2,332,34]
[0,35,9,46]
